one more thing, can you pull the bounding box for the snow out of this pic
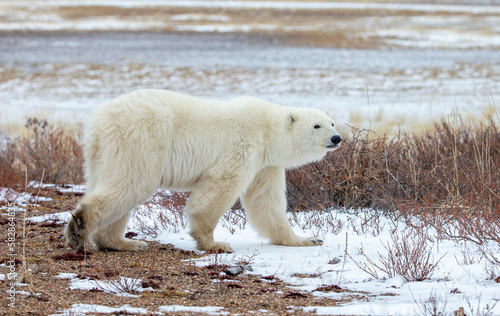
[50,272,228,315]
[27,211,72,224]
[50,303,149,315]
[158,305,226,315]
[0,184,83,211]
[0,187,53,207]
[14,290,41,296]
[1,0,499,52]
[69,277,143,297]
[52,303,226,315]
[8,1,500,14]
[30,183,86,194]
[0,188,33,206]
[35,207,500,315]
[55,273,78,279]
[376,29,500,49]
[170,14,230,22]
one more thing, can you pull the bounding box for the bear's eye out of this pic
[332,123,335,127]
[314,125,320,129]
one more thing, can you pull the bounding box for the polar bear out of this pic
[65,90,341,253]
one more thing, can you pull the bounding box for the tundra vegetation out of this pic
[0,113,499,315]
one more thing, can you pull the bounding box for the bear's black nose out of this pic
[331,135,342,145]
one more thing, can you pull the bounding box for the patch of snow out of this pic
[376,29,500,49]
[69,276,154,297]
[14,290,41,296]
[51,303,148,315]
[55,273,78,279]
[16,1,500,14]
[172,24,278,33]
[27,211,72,223]
[303,303,416,315]
[158,305,226,315]
[0,188,33,205]
[55,185,85,194]
[170,14,230,22]
[32,183,86,194]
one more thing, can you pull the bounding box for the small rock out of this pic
[223,265,253,276]
[328,257,341,265]
[224,266,243,276]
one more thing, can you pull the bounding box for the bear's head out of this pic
[284,108,341,167]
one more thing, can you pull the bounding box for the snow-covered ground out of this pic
[1,0,500,33]
[2,0,499,49]
[1,32,499,136]
[51,303,223,315]
[19,189,499,316]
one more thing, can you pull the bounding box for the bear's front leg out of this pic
[242,166,323,247]
[185,179,243,253]
[189,212,232,253]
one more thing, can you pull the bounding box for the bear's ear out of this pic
[288,114,296,125]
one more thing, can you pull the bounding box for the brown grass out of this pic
[0,118,84,188]
[0,139,24,189]
[287,115,500,210]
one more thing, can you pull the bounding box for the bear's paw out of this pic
[205,242,233,254]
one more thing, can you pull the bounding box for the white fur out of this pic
[65,89,341,252]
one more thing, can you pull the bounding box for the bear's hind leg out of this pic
[92,211,148,251]
[65,189,152,252]
[65,203,88,252]
[65,194,109,252]
[242,167,323,247]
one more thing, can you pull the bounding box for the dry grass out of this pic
[287,115,500,210]
[348,228,445,282]
[0,141,24,189]
[0,118,84,188]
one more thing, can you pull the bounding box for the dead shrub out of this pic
[95,277,143,295]
[132,191,189,236]
[1,118,84,186]
[0,136,24,189]
[287,116,499,209]
[378,229,445,282]
[348,229,445,282]
[17,118,84,184]
[286,127,406,211]
[395,117,500,247]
